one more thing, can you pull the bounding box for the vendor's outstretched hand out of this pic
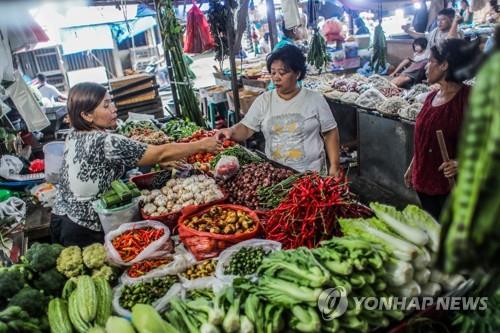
[216,128,233,141]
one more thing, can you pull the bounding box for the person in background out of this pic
[259,32,271,54]
[37,73,67,102]
[216,44,340,176]
[52,82,222,246]
[404,8,462,49]
[353,15,370,35]
[274,19,299,51]
[404,39,478,219]
[458,0,474,24]
[390,38,429,88]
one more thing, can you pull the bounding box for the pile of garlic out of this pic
[141,174,224,216]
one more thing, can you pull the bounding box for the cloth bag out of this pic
[6,72,50,132]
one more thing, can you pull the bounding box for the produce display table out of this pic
[325,98,358,146]
[357,108,419,205]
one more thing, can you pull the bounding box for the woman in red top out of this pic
[404,39,478,219]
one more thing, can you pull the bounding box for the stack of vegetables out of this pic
[56,243,115,281]
[48,275,113,333]
[178,130,235,168]
[209,145,263,169]
[307,30,330,73]
[340,203,465,298]
[0,243,65,332]
[438,41,500,276]
[110,227,171,263]
[140,174,225,217]
[160,236,406,333]
[264,173,371,249]
[99,180,141,209]
[117,121,158,137]
[370,22,387,73]
[118,276,179,311]
[116,121,171,145]
[219,162,294,210]
[161,119,202,141]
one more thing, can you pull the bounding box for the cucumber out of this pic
[105,317,136,333]
[93,276,112,327]
[75,275,97,323]
[68,292,90,333]
[48,298,73,333]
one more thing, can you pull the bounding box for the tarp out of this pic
[136,3,157,17]
[110,17,157,44]
[60,25,114,55]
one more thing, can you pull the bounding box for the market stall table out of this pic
[357,108,419,205]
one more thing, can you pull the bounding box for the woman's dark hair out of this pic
[67,82,107,131]
[430,38,480,82]
[412,37,428,51]
[266,44,307,81]
[461,0,469,7]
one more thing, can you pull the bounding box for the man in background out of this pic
[36,74,67,102]
[403,8,463,49]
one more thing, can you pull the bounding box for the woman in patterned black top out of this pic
[52,82,221,246]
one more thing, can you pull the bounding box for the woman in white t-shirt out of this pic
[217,44,340,175]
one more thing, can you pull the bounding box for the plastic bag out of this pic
[93,197,140,234]
[214,156,240,181]
[215,239,281,284]
[0,155,24,179]
[178,258,218,289]
[112,277,182,318]
[120,244,196,284]
[105,220,172,266]
[184,2,215,54]
[0,197,26,223]
[178,204,262,261]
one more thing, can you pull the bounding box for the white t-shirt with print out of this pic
[241,88,337,173]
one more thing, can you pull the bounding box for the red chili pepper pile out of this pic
[112,227,165,262]
[127,257,174,278]
[264,173,371,250]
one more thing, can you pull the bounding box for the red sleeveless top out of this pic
[412,85,470,195]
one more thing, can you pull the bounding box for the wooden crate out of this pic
[116,100,164,120]
[109,74,158,107]
[227,89,262,115]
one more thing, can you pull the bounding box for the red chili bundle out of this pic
[264,173,371,249]
[112,227,165,262]
[127,257,174,278]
